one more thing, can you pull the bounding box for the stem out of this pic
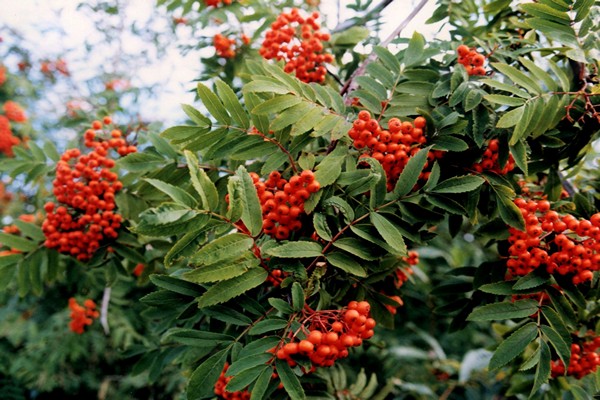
[100,286,111,335]
[340,0,430,99]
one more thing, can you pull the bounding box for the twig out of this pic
[340,0,430,100]
[100,286,112,335]
[558,170,576,198]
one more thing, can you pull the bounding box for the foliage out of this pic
[1,0,600,399]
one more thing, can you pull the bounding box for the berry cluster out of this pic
[471,139,515,174]
[250,170,320,240]
[3,101,27,123]
[349,111,442,191]
[0,115,20,157]
[507,198,600,284]
[214,34,237,58]
[456,45,486,76]
[68,297,99,334]
[551,333,600,379]
[42,118,136,261]
[259,9,333,83]
[40,59,69,77]
[274,301,376,369]
[0,65,6,86]
[214,363,251,400]
[205,0,232,6]
[394,250,419,288]
[384,295,404,315]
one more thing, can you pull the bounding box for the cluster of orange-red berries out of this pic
[250,170,320,240]
[68,297,99,334]
[205,0,232,6]
[213,33,250,58]
[260,9,333,83]
[456,45,487,76]
[507,197,600,284]
[471,139,515,174]
[274,301,375,370]
[40,59,69,77]
[394,250,419,289]
[551,333,600,379]
[214,363,251,400]
[0,66,28,157]
[42,117,136,261]
[349,110,442,191]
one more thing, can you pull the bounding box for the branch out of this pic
[340,0,430,100]
[332,0,396,33]
[100,286,112,335]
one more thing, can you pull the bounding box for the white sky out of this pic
[0,0,447,125]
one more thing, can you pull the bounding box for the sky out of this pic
[0,0,447,125]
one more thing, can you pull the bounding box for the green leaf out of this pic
[519,57,557,92]
[184,253,260,283]
[150,275,204,297]
[374,46,400,72]
[355,76,388,100]
[468,299,539,321]
[510,140,528,176]
[264,241,323,258]
[431,135,469,152]
[12,221,44,241]
[197,268,267,308]
[323,196,355,223]
[494,190,526,231]
[252,94,302,115]
[359,157,386,208]
[249,318,289,335]
[482,79,531,98]
[271,102,316,132]
[291,282,305,312]
[184,150,219,211]
[430,175,485,194]
[226,365,269,393]
[541,306,572,357]
[197,83,231,125]
[496,106,524,129]
[227,176,244,222]
[0,233,38,252]
[313,213,332,241]
[181,103,211,126]
[250,367,273,400]
[187,348,229,399]
[144,178,197,208]
[393,146,431,198]
[404,31,425,67]
[331,26,370,46]
[541,325,570,370]
[191,233,254,265]
[118,152,165,172]
[164,223,218,267]
[492,63,542,94]
[521,3,570,23]
[489,322,538,370]
[244,91,271,135]
[526,18,579,47]
[530,340,551,396]
[276,359,306,400]
[326,252,367,277]
[513,274,549,290]
[163,328,234,347]
[244,79,290,95]
[370,213,407,256]
[485,94,527,107]
[268,298,294,314]
[215,79,249,129]
[332,238,378,261]
[236,166,263,237]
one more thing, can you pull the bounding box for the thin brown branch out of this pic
[340,0,430,100]
[332,0,396,33]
